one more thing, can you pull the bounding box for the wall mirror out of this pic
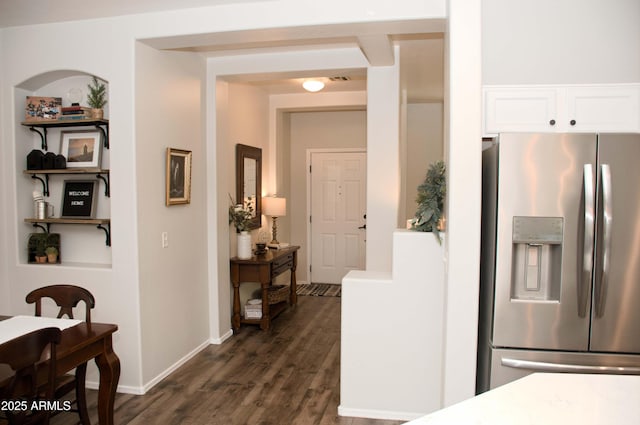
[236,144,262,230]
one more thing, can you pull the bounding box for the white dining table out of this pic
[405,373,640,425]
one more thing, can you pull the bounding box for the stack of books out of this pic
[58,105,93,120]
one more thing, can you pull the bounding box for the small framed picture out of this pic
[166,148,192,206]
[61,180,98,218]
[60,130,102,168]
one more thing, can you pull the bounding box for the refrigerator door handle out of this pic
[502,357,640,374]
[595,164,613,318]
[579,164,595,318]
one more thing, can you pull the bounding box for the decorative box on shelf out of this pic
[244,299,262,319]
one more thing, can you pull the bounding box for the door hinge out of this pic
[309,215,312,223]
[309,165,312,173]
[310,265,312,272]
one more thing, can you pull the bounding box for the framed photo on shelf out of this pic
[166,148,192,206]
[61,180,98,218]
[60,130,102,168]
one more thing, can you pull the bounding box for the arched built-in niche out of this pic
[15,70,111,266]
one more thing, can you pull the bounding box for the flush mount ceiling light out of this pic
[302,80,325,92]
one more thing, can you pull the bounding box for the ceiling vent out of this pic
[329,76,351,81]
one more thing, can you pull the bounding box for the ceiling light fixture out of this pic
[302,80,325,92]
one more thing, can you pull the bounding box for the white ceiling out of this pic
[0,0,444,102]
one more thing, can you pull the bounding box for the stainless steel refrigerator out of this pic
[477,133,640,393]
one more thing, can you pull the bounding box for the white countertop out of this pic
[405,373,640,424]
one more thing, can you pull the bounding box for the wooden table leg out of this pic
[231,264,241,331]
[95,335,120,425]
[290,250,298,305]
[260,281,271,330]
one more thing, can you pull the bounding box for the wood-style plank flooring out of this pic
[51,296,406,425]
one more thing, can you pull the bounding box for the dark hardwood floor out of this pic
[51,296,406,425]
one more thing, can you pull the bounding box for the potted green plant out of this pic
[86,76,107,119]
[34,236,48,263]
[410,160,446,243]
[45,246,59,263]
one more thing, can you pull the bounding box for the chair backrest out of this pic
[25,285,95,323]
[0,327,61,424]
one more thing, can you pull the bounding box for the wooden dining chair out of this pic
[25,285,95,425]
[0,327,62,425]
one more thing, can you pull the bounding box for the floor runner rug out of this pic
[296,283,341,297]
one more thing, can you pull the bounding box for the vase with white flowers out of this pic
[229,195,254,259]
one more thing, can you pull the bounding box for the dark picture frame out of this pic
[60,130,102,168]
[61,180,98,218]
[166,148,192,206]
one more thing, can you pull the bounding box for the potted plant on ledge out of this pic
[45,246,59,263]
[409,160,446,243]
[87,76,107,119]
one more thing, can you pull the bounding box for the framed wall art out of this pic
[166,148,192,206]
[60,130,103,168]
[61,180,98,218]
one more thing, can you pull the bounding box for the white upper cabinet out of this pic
[565,86,639,132]
[483,84,640,136]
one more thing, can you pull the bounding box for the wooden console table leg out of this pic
[290,250,298,305]
[231,264,241,331]
[260,281,271,330]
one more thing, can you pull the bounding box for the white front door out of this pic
[310,151,366,284]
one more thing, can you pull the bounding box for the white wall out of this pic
[443,0,482,406]
[404,103,444,222]
[218,81,271,312]
[288,110,367,284]
[0,19,143,392]
[366,57,401,272]
[0,0,448,396]
[482,0,640,85]
[135,43,210,386]
[341,231,445,420]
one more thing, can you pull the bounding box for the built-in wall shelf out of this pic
[24,218,111,246]
[23,168,110,197]
[21,118,109,150]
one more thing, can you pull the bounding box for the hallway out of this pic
[52,296,404,425]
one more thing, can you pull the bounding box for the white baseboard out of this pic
[141,340,211,393]
[210,329,233,344]
[338,405,425,422]
[85,332,234,395]
[86,339,212,395]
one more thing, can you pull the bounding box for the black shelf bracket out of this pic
[28,126,48,150]
[96,173,110,197]
[95,123,109,149]
[31,173,50,196]
[23,119,109,151]
[31,222,50,233]
[97,223,111,246]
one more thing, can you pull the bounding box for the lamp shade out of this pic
[263,196,286,217]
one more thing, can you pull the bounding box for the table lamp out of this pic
[263,196,286,246]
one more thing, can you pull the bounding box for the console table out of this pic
[230,245,299,331]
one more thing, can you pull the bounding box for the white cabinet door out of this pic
[484,85,640,136]
[565,86,639,132]
[484,88,559,135]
